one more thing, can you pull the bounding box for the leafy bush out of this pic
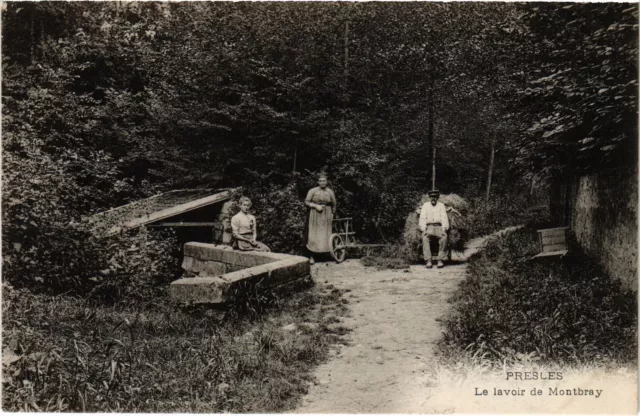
[466,193,549,238]
[2,145,104,292]
[3,213,180,301]
[86,228,181,301]
[247,182,307,254]
[439,227,637,365]
[2,76,180,300]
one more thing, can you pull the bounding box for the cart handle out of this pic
[333,217,352,222]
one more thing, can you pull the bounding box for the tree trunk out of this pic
[529,174,536,197]
[293,100,301,177]
[427,77,435,189]
[344,20,349,76]
[549,174,572,227]
[342,19,349,130]
[30,10,36,64]
[431,146,437,190]
[485,138,496,201]
[529,175,536,201]
[292,140,298,175]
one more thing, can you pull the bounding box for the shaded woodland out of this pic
[2,2,637,294]
[2,4,638,411]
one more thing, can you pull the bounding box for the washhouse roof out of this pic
[86,187,239,236]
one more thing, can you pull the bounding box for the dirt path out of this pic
[295,227,521,413]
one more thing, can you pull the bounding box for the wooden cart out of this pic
[330,218,387,263]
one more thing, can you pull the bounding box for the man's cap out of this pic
[428,189,440,197]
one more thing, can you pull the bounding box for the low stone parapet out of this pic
[170,242,310,305]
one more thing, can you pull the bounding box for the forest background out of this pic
[3,2,637,297]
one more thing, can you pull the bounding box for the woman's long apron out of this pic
[305,189,334,253]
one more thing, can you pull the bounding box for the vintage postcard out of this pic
[2,1,637,414]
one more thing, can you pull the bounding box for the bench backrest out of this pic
[537,227,569,253]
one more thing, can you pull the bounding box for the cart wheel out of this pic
[330,234,346,263]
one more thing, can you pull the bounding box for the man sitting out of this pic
[418,189,449,268]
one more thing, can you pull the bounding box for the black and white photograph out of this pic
[2,1,638,413]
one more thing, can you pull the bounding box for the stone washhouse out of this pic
[87,188,310,305]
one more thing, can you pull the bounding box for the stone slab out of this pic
[181,256,227,275]
[221,258,310,286]
[183,242,296,268]
[170,276,228,304]
[171,243,311,305]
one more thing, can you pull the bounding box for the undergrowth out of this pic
[466,194,548,238]
[438,227,637,366]
[2,281,350,412]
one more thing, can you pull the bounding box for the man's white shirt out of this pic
[418,201,449,231]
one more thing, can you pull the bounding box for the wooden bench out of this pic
[532,226,569,259]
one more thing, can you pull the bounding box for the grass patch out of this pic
[2,280,349,412]
[438,226,637,366]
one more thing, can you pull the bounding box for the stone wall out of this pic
[569,167,637,291]
[170,243,310,304]
[180,243,277,276]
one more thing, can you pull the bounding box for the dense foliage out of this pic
[465,192,549,238]
[3,221,180,300]
[2,5,637,412]
[513,4,638,179]
[2,3,637,290]
[440,228,637,364]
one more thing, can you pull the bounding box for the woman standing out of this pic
[231,197,270,252]
[304,174,336,264]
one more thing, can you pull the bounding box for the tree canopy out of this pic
[3,2,637,261]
